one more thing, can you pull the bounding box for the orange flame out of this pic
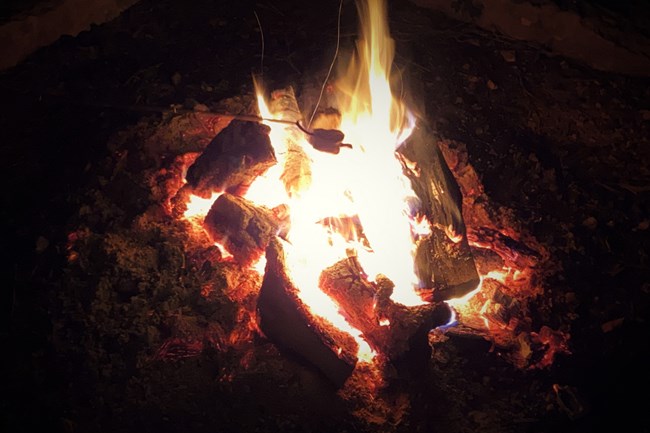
[247,0,424,361]
[250,0,424,359]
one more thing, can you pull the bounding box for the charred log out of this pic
[203,193,279,267]
[319,257,451,361]
[257,239,358,388]
[398,125,480,301]
[467,227,541,269]
[185,120,276,197]
[268,87,313,196]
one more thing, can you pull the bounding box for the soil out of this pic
[2,0,649,432]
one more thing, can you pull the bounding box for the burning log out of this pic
[268,87,313,196]
[257,239,358,387]
[467,227,541,269]
[398,125,480,301]
[203,193,279,267]
[319,257,451,361]
[185,120,276,197]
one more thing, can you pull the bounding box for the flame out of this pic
[184,192,222,219]
[245,0,425,361]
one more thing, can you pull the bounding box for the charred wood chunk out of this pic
[415,228,481,302]
[203,193,278,266]
[257,239,358,388]
[319,258,451,361]
[398,125,479,300]
[269,87,313,196]
[467,227,541,269]
[185,120,276,197]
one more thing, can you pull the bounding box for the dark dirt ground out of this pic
[2,0,650,432]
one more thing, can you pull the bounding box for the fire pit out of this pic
[102,0,567,386]
[61,0,569,426]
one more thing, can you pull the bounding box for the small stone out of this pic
[455,96,463,104]
[637,219,650,230]
[35,236,49,253]
[171,72,182,86]
[487,80,498,90]
[582,216,598,230]
[520,17,532,26]
[641,110,650,121]
[462,63,470,71]
[500,50,516,62]
[601,318,624,333]
[193,103,210,112]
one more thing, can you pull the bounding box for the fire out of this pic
[242,0,429,361]
[184,192,222,219]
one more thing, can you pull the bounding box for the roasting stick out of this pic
[85,101,351,154]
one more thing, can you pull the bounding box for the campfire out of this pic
[151,0,568,387]
[67,0,569,397]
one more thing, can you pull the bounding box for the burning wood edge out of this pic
[203,193,284,267]
[319,257,451,362]
[185,120,276,197]
[257,239,358,388]
[398,125,480,301]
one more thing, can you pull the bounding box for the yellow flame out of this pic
[184,192,221,219]
[246,0,425,361]
[334,0,421,306]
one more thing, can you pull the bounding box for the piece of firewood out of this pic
[257,239,358,387]
[319,257,451,361]
[185,120,276,197]
[398,124,480,301]
[203,193,279,266]
[268,87,313,196]
[467,227,541,269]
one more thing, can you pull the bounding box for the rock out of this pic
[35,236,49,253]
[500,50,516,63]
[582,216,598,230]
[171,72,182,86]
[601,318,624,333]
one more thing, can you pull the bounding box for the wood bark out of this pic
[257,239,358,388]
[398,124,480,301]
[319,257,451,361]
[268,87,313,197]
[467,227,541,269]
[185,120,276,197]
[203,193,279,267]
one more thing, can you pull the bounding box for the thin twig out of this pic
[308,0,343,129]
[253,10,264,78]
